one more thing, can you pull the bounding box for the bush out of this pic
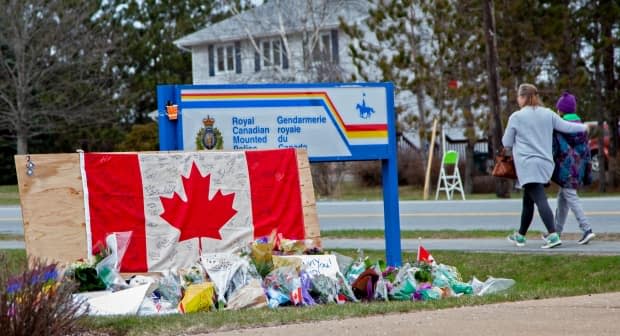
[351,148,444,188]
[0,255,86,336]
[311,162,348,197]
[472,175,497,193]
[115,122,159,152]
[398,147,444,187]
[351,160,382,187]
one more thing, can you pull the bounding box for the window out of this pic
[272,40,281,66]
[262,41,271,66]
[261,39,283,67]
[308,31,338,63]
[311,32,332,61]
[226,46,234,71]
[216,44,236,73]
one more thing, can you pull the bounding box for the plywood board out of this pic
[295,149,321,247]
[15,153,86,264]
[15,149,321,265]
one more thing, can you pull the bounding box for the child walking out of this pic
[503,84,587,249]
[551,91,595,244]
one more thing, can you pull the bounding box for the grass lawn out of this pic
[0,185,19,205]
[318,182,620,201]
[320,229,620,241]
[2,249,619,336]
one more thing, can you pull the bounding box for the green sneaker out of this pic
[541,232,562,249]
[507,232,526,247]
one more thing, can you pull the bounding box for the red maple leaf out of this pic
[160,162,237,242]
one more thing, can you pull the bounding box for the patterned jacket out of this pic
[551,114,592,189]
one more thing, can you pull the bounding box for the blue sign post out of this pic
[157,82,402,266]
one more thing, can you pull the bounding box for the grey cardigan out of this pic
[502,106,587,188]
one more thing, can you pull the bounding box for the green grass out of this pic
[320,184,501,201]
[320,229,620,241]
[321,229,544,239]
[0,233,23,241]
[3,249,619,335]
[0,185,19,205]
[318,183,620,201]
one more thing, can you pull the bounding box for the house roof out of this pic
[174,0,369,48]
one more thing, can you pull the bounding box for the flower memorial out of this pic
[57,233,516,315]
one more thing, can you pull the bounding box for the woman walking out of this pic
[502,83,588,249]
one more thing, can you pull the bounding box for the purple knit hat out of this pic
[556,91,576,113]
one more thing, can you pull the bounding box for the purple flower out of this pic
[7,279,21,294]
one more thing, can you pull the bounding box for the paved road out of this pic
[317,197,620,233]
[3,197,620,235]
[0,206,22,235]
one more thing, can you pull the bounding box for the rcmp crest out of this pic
[195,115,223,150]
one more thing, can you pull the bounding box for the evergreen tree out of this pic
[102,0,235,124]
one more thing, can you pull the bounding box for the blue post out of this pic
[157,85,178,150]
[382,83,401,266]
[382,158,401,266]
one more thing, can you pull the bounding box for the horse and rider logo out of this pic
[356,93,375,119]
[196,115,223,150]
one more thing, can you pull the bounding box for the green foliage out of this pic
[116,122,160,152]
[101,0,235,123]
[342,0,620,190]
[414,266,432,283]
[0,185,19,206]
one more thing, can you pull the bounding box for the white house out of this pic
[174,0,369,84]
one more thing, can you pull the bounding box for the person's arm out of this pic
[552,113,587,133]
[502,115,516,153]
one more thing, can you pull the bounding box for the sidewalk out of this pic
[3,238,620,254]
[321,238,620,254]
[206,292,620,336]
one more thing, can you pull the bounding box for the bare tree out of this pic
[0,0,117,154]
[482,0,511,198]
[223,0,362,83]
[223,0,358,196]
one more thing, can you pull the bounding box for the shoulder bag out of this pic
[492,154,517,179]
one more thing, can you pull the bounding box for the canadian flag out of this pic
[417,245,436,265]
[80,148,305,272]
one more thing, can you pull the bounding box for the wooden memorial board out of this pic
[14,149,320,265]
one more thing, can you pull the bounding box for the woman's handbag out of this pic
[492,155,517,179]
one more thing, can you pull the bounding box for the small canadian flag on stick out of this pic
[417,245,437,265]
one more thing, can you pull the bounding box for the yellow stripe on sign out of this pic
[346,131,388,139]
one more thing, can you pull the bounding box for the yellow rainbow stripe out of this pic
[181,91,388,140]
